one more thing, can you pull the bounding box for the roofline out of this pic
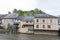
[3,18,17,19]
[35,17,58,18]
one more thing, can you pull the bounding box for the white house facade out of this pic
[18,12,58,35]
[2,13,20,28]
[18,16,34,33]
[1,12,58,35]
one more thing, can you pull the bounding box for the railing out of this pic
[28,27,33,30]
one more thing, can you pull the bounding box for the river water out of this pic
[0,34,59,40]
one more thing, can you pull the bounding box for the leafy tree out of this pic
[23,13,28,16]
[23,11,29,16]
[12,8,42,16]
[17,10,24,15]
[7,23,19,34]
[33,8,42,14]
[30,10,34,16]
[7,24,13,33]
[8,11,11,14]
[13,9,18,13]
[0,26,4,29]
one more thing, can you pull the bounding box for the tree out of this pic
[17,10,24,15]
[8,11,11,14]
[13,9,18,13]
[12,8,42,16]
[33,8,42,14]
[30,10,34,16]
[7,24,13,34]
[23,11,29,16]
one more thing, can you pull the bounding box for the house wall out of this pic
[18,21,34,33]
[34,18,58,30]
[18,27,28,33]
[23,21,33,25]
[34,31,58,35]
[2,19,20,28]
[18,18,58,33]
[0,19,2,24]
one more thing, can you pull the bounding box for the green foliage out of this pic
[17,10,24,15]
[13,8,42,16]
[33,8,41,14]
[0,26,4,29]
[7,24,17,34]
[7,24,12,33]
[58,15,60,20]
[13,9,18,13]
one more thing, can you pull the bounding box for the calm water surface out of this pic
[0,34,59,40]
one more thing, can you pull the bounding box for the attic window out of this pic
[26,21,28,23]
[22,26,25,28]
[37,19,39,22]
[30,21,32,23]
[43,20,45,22]
[50,20,52,23]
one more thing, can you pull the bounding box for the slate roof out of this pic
[0,14,7,19]
[16,16,34,21]
[17,16,25,21]
[3,12,58,22]
[4,13,19,19]
[22,16,34,22]
[34,12,58,18]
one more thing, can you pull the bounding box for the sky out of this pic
[0,0,60,16]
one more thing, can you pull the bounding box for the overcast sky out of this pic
[0,0,60,16]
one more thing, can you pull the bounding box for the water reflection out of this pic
[0,34,58,40]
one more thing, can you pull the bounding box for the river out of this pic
[0,34,59,40]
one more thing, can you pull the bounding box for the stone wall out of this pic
[34,31,58,35]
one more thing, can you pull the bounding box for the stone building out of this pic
[2,13,20,28]
[18,12,58,35]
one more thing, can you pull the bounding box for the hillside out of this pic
[12,8,42,16]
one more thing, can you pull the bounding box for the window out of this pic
[50,20,52,23]
[30,21,32,23]
[43,20,45,22]
[43,25,45,28]
[22,26,25,28]
[26,21,28,23]
[37,19,39,22]
[11,19,12,21]
[48,25,51,28]
[36,25,39,28]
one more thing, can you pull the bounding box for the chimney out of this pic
[8,11,11,14]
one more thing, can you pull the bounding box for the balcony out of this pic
[22,24,34,30]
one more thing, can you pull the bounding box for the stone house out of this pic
[0,14,6,27]
[33,13,58,35]
[1,12,58,35]
[18,16,34,33]
[18,12,58,35]
[2,13,20,28]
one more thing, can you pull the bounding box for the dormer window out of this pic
[37,19,39,22]
[50,20,52,23]
[43,20,45,22]
[26,21,28,23]
[30,21,32,23]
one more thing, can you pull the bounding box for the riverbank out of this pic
[18,30,58,36]
[0,34,58,40]
[0,28,59,36]
[0,31,58,35]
